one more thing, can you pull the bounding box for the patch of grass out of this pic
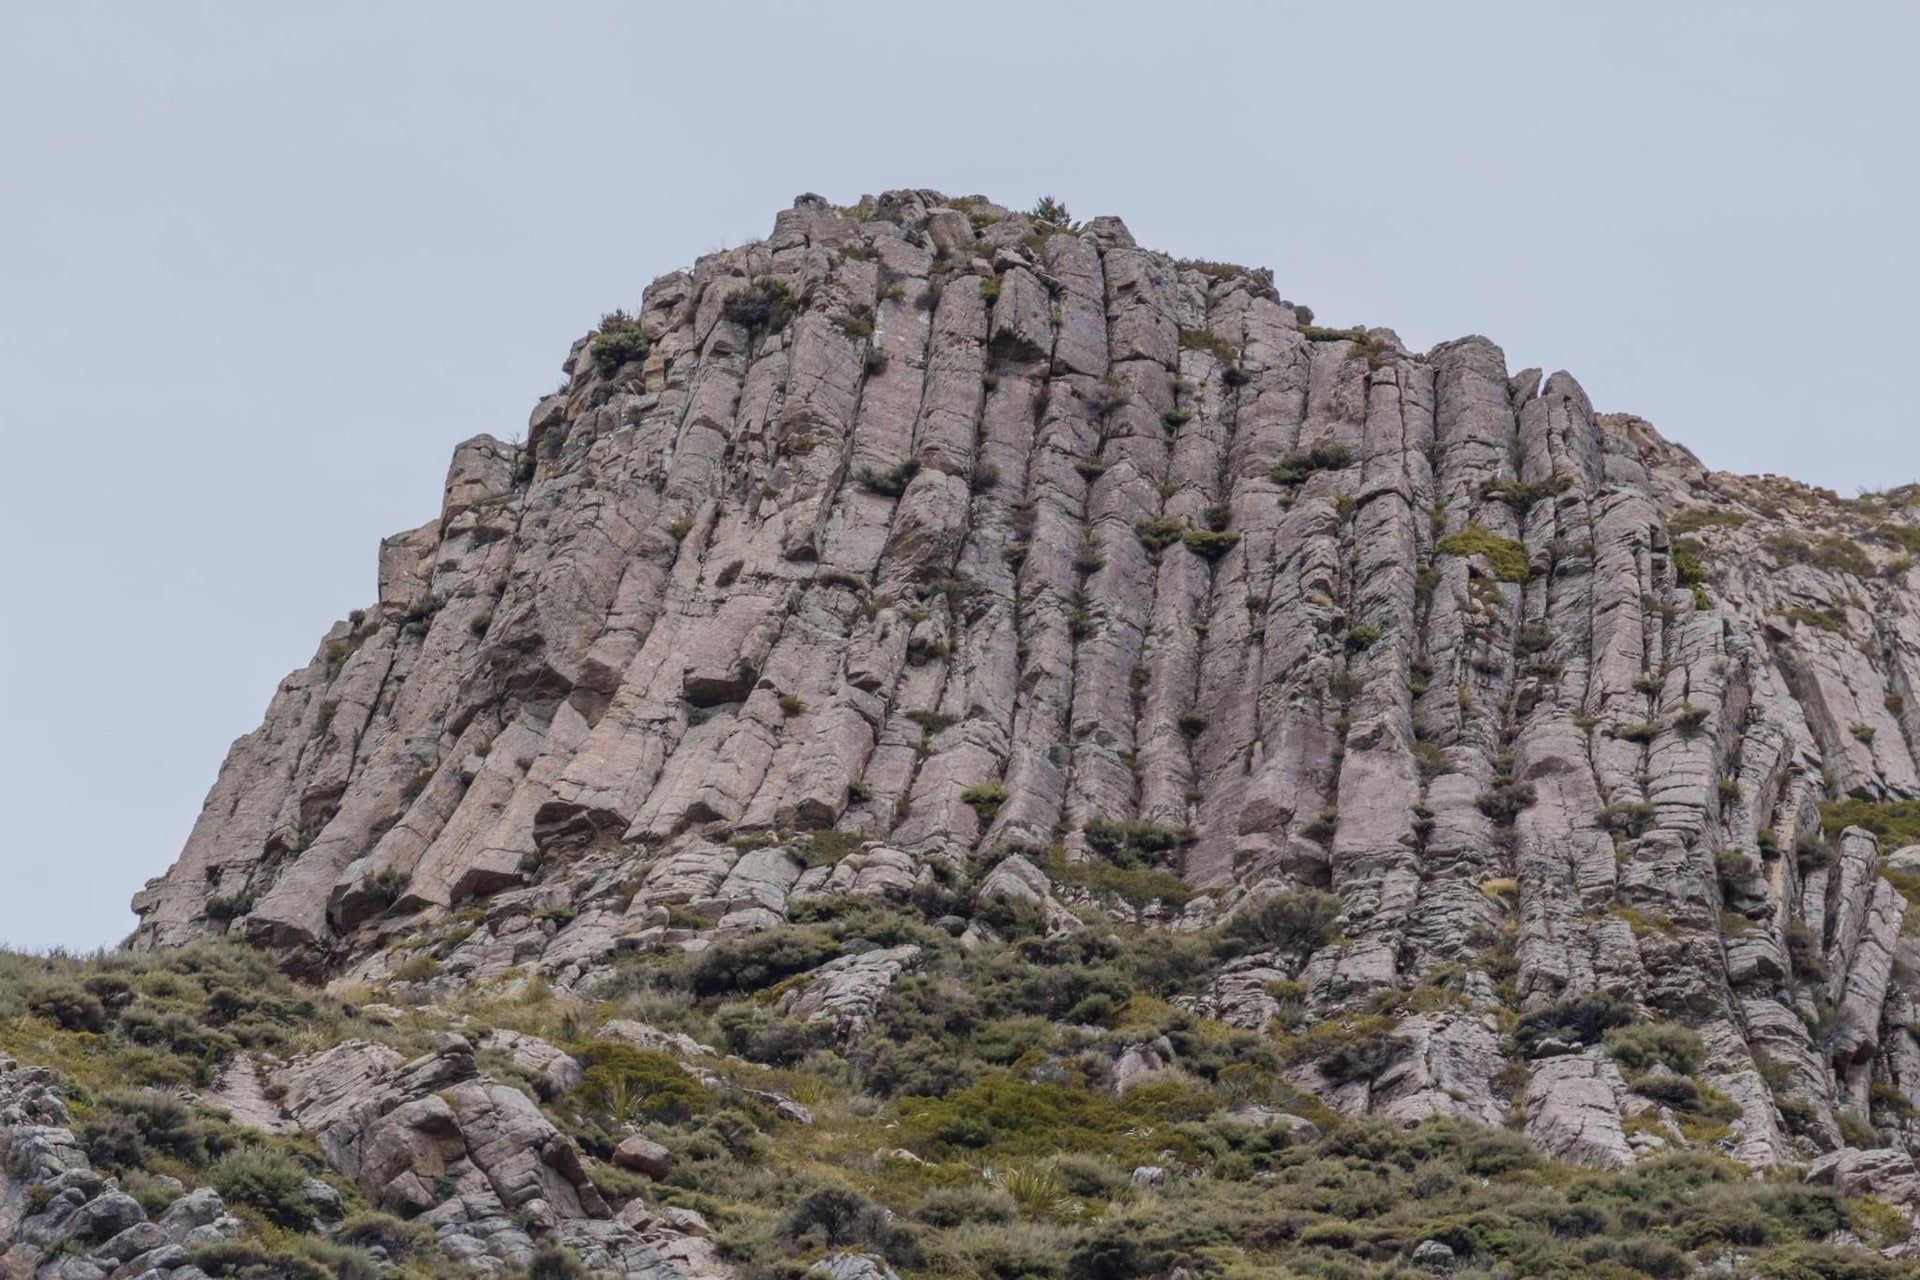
[1436,522,1528,583]
[1480,476,1571,513]
[1177,328,1237,362]
[1819,798,1920,849]
[1045,853,1194,909]
[1781,604,1849,633]
[1667,508,1750,535]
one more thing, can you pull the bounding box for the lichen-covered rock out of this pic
[1522,1051,1633,1171]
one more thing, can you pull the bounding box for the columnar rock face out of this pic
[130,190,1920,1160]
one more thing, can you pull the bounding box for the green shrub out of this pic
[1319,1033,1409,1085]
[1669,509,1751,535]
[1031,196,1072,226]
[207,1145,317,1229]
[721,279,796,331]
[1222,891,1340,957]
[78,1090,215,1170]
[335,1210,434,1260]
[572,1042,707,1126]
[1481,475,1572,513]
[1603,1021,1703,1075]
[1477,781,1538,823]
[362,867,409,909]
[1177,328,1237,362]
[27,982,106,1032]
[1751,1242,1913,1279]
[1180,528,1240,560]
[190,1239,338,1280]
[785,1185,890,1248]
[1081,815,1186,861]
[1044,854,1194,909]
[1300,807,1339,844]
[1596,800,1657,837]
[1819,798,1920,848]
[963,781,1009,821]
[528,1240,592,1280]
[686,927,839,997]
[589,310,650,373]
[919,1184,1018,1228]
[1134,516,1185,554]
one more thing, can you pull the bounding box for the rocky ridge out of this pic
[114,190,1920,1197]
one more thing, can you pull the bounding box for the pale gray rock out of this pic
[1522,1051,1633,1170]
[782,944,920,1038]
[1807,1146,1920,1206]
[811,1253,901,1280]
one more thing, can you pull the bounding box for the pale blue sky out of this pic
[3,3,1916,949]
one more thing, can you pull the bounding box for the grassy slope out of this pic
[1,891,1915,1280]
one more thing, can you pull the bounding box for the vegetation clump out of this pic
[1480,475,1571,513]
[1436,522,1529,583]
[1134,515,1186,554]
[721,279,796,331]
[858,456,921,497]
[1082,814,1188,864]
[1270,443,1354,487]
[962,780,1009,821]
[1820,798,1920,848]
[1181,527,1241,560]
[589,309,649,373]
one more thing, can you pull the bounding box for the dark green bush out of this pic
[721,279,796,331]
[686,928,840,996]
[528,1240,592,1280]
[589,310,649,373]
[1221,891,1340,957]
[208,1145,317,1229]
[1510,992,1635,1057]
[78,1090,216,1170]
[27,982,106,1032]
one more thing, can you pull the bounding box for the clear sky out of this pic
[3,3,1916,951]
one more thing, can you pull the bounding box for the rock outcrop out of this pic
[0,1057,244,1280]
[124,189,1920,1167]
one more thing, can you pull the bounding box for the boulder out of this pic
[612,1135,674,1180]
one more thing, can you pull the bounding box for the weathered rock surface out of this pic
[120,189,1920,1164]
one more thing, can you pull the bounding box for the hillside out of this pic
[8,190,1920,1279]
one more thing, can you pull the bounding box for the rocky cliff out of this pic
[125,190,1920,1182]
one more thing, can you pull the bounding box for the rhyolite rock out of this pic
[115,189,1920,1172]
